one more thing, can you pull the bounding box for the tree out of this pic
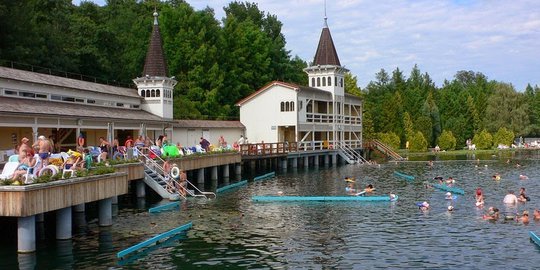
[403,112,414,143]
[437,130,456,150]
[344,72,361,96]
[472,130,493,150]
[409,131,428,152]
[492,127,514,147]
[484,83,529,136]
[377,132,400,150]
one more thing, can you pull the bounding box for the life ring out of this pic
[170,167,180,179]
[38,165,59,177]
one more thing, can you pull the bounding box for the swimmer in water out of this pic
[345,182,356,193]
[419,201,430,212]
[447,205,454,212]
[475,187,485,207]
[364,184,375,193]
[483,207,499,220]
[533,209,540,221]
[445,192,453,200]
[519,174,528,180]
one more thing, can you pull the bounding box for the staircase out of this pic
[136,148,216,200]
[336,141,367,165]
[365,140,404,161]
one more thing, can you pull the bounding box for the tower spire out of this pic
[142,10,168,77]
[324,0,328,28]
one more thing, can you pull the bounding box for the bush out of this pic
[437,130,457,150]
[409,131,428,152]
[378,132,400,150]
[473,130,493,149]
[493,127,514,147]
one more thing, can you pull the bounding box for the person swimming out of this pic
[483,207,499,220]
[475,187,485,207]
[447,205,454,212]
[418,201,430,212]
[492,173,501,181]
[519,174,529,180]
[364,184,375,193]
[345,182,356,193]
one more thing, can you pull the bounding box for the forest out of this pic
[1,0,539,150]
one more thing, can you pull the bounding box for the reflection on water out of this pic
[1,158,540,269]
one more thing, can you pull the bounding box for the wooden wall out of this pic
[0,172,127,217]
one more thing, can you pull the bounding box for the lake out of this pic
[1,156,539,269]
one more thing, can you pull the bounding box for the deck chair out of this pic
[8,155,19,162]
[0,161,20,180]
[23,154,42,184]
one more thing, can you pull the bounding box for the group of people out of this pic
[163,159,188,197]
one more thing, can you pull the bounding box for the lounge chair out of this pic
[0,161,21,180]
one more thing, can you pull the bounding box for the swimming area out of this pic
[1,155,539,268]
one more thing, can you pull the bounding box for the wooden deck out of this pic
[166,152,241,171]
[0,172,128,217]
[114,162,144,181]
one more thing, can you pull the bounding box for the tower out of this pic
[303,15,348,96]
[134,11,177,119]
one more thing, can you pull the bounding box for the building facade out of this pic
[237,17,362,151]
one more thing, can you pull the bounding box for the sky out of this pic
[74,0,540,90]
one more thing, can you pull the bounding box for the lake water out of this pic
[1,156,540,269]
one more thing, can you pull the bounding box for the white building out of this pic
[237,17,362,153]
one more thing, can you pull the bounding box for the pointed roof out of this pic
[142,11,168,77]
[312,19,341,66]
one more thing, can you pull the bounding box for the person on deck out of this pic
[99,137,110,161]
[124,136,134,148]
[200,137,210,152]
[33,135,52,169]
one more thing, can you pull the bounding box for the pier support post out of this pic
[304,156,309,168]
[282,158,288,170]
[211,166,218,181]
[18,216,36,253]
[223,164,230,178]
[235,163,242,176]
[98,198,113,227]
[136,180,146,198]
[292,157,298,168]
[36,213,44,222]
[56,207,72,240]
[314,155,319,167]
[111,196,118,205]
[332,154,337,166]
[324,154,329,166]
[73,203,85,213]
[250,160,256,172]
[198,168,205,185]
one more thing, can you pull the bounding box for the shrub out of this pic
[473,130,493,149]
[378,132,400,150]
[437,130,457,150]
[409,131,428,152]
[493,127,514,147]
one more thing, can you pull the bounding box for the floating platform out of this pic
[148,202,180,213]
[530,231,540,248]
[394,171,415,181]
[252,195,398,202]
[216,180,248,193]
[254,172,276,181]
[432,184,465,195]
[117,222,192,259]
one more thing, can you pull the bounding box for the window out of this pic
[132,105,140,109]
[317,77,321,87]
[5,90,17,95]
[322,77,326,86]
[156,89,160,97]
[151,90,156,97]
[328,76,332,86]
[51,95,61,101]
[87,99,96,104]
[62,97,75,102]
[280,102,285,112]
[299,101,303,110]
[19,92,35,98]
[291,101,295,111]
[117,103,124,107]
[285,101,290,111]
[36,94,47,99]
[311,78,315,87]
[75,98,84,103]
[140,90,144,97]
[340,78,344,87]
[146,90,150,97]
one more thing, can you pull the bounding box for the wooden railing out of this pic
[240,142,298,156]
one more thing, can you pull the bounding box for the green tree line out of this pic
[347,66,540,150]
[0,0,307,119]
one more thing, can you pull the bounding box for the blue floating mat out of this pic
[432,184,465,195]
[216,180,248,193]
[530,231,540,248]
[148,202,180,213]
[117,222,192,259]
[253,172,276,181]
[252,195,398,202]
[394,171,415,181]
